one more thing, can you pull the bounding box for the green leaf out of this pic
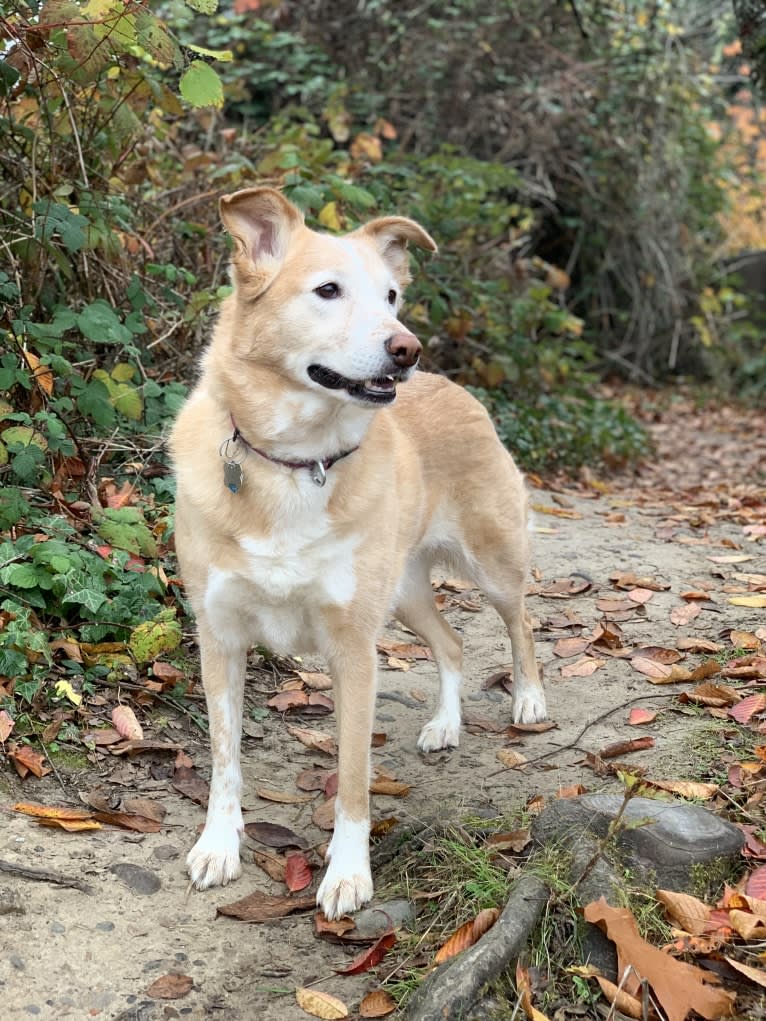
[187,43,231,61]
[2,426,48,451]
[184,0,219,13]
[0,648,27,676]
[33,201,89,252]
[180,60,224,109]
[135,11,182,68]
[62,588,107,614]
[77,301,132,345]
[0,59,20,97]
[96,507,158,557]
[129,610,182,663]
[110,362,136,383]
[3,563,41,589]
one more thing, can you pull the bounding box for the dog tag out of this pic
[223,460,243,494]
[310,460,327,487]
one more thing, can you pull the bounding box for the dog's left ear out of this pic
[354,217,437,289]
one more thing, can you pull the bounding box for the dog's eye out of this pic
[314,282,341,300]
[387,289,397,305]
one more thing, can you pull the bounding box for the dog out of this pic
[169,187,546,920]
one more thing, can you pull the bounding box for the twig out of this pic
[0,858,93,894]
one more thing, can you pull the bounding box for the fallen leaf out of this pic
[92,810,162,833]
[0,709,14,742]
[596,597,637,613]
[485,829,531,853]
[172,765,209,805]
[552,637,590,658]
[109,739,183,756]
[376,641,432,660]
[656,889,712,935]
[122,797,166,822]
[677,637,721,653]
[336,930,396,974]
[112,705,144,740]
[244,821,309,849]
[681,590,713,601]
[745,865,766,901]
[560,657,605,678]
[8,744,50,778]
[285,851,313,893]
[708,554,753,564]
[627,587,654,605]
[256,786,314,805]
[670,603,702,626]
[496,749,528,769]
[435,908,499,964]
[610,572,670,591]
[268,690,309,712]
[530,503,582,519]
[295,987,348,1019]
[369,778,411,797]
[287,725,337,757]
[371,817,399,838]
[729,595,766,608]
[253,849,286,882]
[146,974,194,1000]
[38,817,102,831]
[595,976,643,1019]
[628,708,658,725]
[556,784,587,799]
[647,779,719,800]
[515,961,551,1021]
[14,802,93,821]
[632,657,673,680]
[297,768,331,792]
[218,891,316,922]
[297,670,334,690]
[313,797,336,831]
[359,989,397,1017]
[540,577,591,598]
[723,956,766,988]
[82,728,122,746]
[598,737,654,759]
[152,661,185,685]
[729,694,766,724]
[505,720,557,735]
[729,630,762,650]
[583,898,735,1021]
[633,646,683,664]
[682,683,741,708]
[315,911,356,938]
[728,909,766,939]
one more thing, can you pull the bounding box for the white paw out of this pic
[418,712,461,752]
[187,823,242,890]
[317,860,373,920]
[512,686,547,724]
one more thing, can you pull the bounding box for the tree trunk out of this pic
[733,0,766,95]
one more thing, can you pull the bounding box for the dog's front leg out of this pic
[187,624,246,889]
[317,641,376,920]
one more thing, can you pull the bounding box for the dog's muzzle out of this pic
[307,364,410,405]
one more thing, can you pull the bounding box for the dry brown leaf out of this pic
[610,572,670,591]
[656,889,712,936]
[723,957,766,988]
[0,709,15,741]
[38,817,102,832]
[729,694,766,724]
[595,976,643,1019]
[313,797,336,831]
[268,690,309,712]
[295,987,349,1019]
[633,646,683,664]
[627,587,654,604]
[297,670,334,690]
[359,989,397,1017]
[485,829,531,853]
[376,640,432,660]
[648,779,719,800]
[256,786,314,805]
[496,749,528,769]
[92,810,162,833]
[314,911,356,938]
[584,898,735,1021]
[552,636,590,658]
[146,973,193,1000]
[728,909,766,940]
[287,725,337,757]
[516,961,551,1021]
[8,744,50,778]
[670,603,702,626]
[253,849,286,882]
[632,657,673,680]
[560,657,604,678]
[434,908,499,964]
[369,778,411,797]
[729,630,762,649]
[218,891,315,922]
[557,784,587,799]
[172,765,209,805]
[121,797,166,822]
[677,637,721,653]
[244,821,308,849]
[598,736,654,759]
[112,705,144,741]
[682,683,741,708]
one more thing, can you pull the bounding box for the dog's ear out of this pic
[220,187,304,294]
[354,217,437,289]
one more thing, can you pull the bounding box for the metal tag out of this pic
[223,460,244,494]
[310,460,327,487]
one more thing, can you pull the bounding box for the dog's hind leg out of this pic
[395,561,464,752]
[187,625,246,889]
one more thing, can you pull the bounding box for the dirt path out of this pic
[1,397,764,1020]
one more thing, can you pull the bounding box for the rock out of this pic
[532,794,744,893]
[352,898,416,938]
[110,863,162,895]
[0,888,26,915]
[153,845,181,862]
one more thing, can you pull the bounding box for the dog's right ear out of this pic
[220,187,304,295]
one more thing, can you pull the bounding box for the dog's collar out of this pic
[220,415,359,491]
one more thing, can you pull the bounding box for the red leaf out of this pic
[628,708,658,726]
[335,931,396,975]
[729,694,766,724]
[285,851,313,892]
[745,865,766,900]
[597,736,655,759]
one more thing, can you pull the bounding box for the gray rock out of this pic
[153,844,181,861]
[532,794,744,892]
[96,921,115,932]
[0,888,26,915]
[109,863,162,895]
[352,898,416,937]
[49,921,65,934]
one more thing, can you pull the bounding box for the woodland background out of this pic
[0,0,765,758]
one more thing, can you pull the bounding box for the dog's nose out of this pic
[385,332,421,368]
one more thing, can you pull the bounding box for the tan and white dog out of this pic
[170,187,546,920]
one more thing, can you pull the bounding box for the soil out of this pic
[1,395,764,1020]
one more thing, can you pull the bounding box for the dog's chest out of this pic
[203,510,358,655]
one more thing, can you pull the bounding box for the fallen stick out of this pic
[0,858,93,894]
[405,874,548,1020]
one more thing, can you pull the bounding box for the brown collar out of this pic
[229,415,359,488]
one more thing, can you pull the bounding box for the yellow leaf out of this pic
[54,680,82,706]
[729,595,766,608]
[496,749,528,769]
[318,202,342,232]
[350,132,383,162]
[295,987,348,1019]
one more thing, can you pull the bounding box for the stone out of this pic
[0,888,26,915]
[109,863,162,895]
[153,845,181,862]
[532,794,744,893]
[352,898,416,938]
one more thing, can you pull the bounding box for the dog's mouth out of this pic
[307,364,404,405]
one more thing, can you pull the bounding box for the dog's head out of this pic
[219,187,436,406]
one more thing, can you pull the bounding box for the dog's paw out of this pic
[512,686,546,725]
[187,825,242,890]
[417,712,461,752]
[317,862,374,920]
